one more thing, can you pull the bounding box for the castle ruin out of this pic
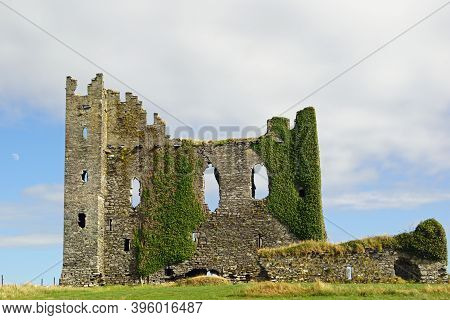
[60,74,325,286]
[61,74,447,286]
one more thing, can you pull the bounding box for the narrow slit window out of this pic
[81,104,90,110]
[82,127,88,140]
[78,213,86,228]
[252,164,269,199]
[131,178,141,208]
[124,239,130,252]
[108,219,113,231]
[346,266,353,280]
[81,170,88,183]
[257,234,263,248]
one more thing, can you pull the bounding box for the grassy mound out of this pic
[176,276,230,286]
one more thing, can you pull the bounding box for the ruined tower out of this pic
[61,74,108,284]
[61,74,326,286]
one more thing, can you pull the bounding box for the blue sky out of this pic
[1,0,450,283]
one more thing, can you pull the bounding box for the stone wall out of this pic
[61,74,446,286]
[99,139,299,284]
[61,74,307,286]
[259,250,448,283]
[165,140,298,281]
[394,254,448,283]
[171,208,297,281]
[61,75,108,286]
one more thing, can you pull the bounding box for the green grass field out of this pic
[1,278,449,300]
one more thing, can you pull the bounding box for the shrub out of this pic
[395,219,447,262]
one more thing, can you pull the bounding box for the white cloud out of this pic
[0,201,62,222]
[22,184,63,203]
[0,184,63,227]
[325,191,450,210]
[0,234,62,247]
[0,0,450,194]
[0,184,63,249]
[11,153,19,161]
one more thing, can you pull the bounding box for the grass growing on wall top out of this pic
[134,141,205,276]
[259,219,447,262]
[259,236,397,258]
[252,107,326,241]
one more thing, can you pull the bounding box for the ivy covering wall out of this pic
[134,141,205,276]
[252,107,326,240]
[134,107,326,276]
[395,218,447,262]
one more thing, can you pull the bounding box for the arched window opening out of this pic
[252,164,269,199]
[203,164,220,211]
[131,178,141,208]
[124,239,131,252]
[78,213,86,228]
[82,127,88,140]
[81,170,88,183]
[108,218,113,231]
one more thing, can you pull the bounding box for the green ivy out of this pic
[252,107,326,240]
[395,218,447,262]
[134,141,205,276]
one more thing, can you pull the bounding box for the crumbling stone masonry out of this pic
[60,74,446,286]
[61,74,322,286]
[260,251,448,283]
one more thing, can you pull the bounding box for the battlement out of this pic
[61,74,325,286]
[61,74,447,286]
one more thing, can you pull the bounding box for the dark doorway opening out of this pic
[394,257,420,281]
[165,267,174,277]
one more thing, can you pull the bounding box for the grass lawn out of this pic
[1,279,449,300]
